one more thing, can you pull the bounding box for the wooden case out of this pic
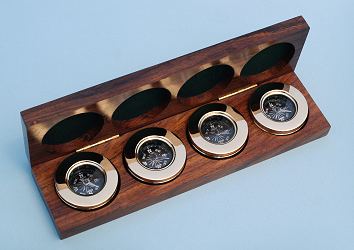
[20,16,330,239]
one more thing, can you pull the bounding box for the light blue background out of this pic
[1,1,353,249]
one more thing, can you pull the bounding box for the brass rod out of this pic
[218,83,258,101]
[76,134,120,152]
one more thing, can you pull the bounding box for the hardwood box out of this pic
[20,16,330,239]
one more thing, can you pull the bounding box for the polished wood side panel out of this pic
[32,72,330,239]
[21,16,309,166]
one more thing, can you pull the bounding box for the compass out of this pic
[188,103,248,159]
[124,127,186,184]
[67,163,106,196]
[137,138,174,170]
[55,152,119,210]
[200,114,236,145]
[249,82,308,135]
[262,93,296,122]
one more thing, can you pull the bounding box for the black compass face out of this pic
[137,139,174,170]
[262,94,296,122]
[67,164,106,196]
[200,114,236,145]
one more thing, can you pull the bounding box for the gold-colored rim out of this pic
[55,156,119,211]
[188,104,248,158]
[249,83,308,135]
[124,129,186,184]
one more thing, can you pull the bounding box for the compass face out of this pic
[200,114,236,145]
[262,94,297,122]
[137,139,174,170]
[67,164,106,196]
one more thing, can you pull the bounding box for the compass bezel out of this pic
[188,103,248,158]
[55,153,119,211]
[124,128,186,184]
[249,82,308,135]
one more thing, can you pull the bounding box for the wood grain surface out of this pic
[32,72,330,238]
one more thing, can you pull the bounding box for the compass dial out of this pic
[262,94,296,122]
[200,114,236,145]
[137,139,174,170]
[67,164,106,196]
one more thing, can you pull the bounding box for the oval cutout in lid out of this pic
[42,112,104,146]
[177,64,234,98]
[112,88,171,121]
[240,43,295,76]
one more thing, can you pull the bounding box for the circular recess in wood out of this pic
[240,43,295,76]
[112,88,171,121]
[177,64,234,99]
[42,112,104,149]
